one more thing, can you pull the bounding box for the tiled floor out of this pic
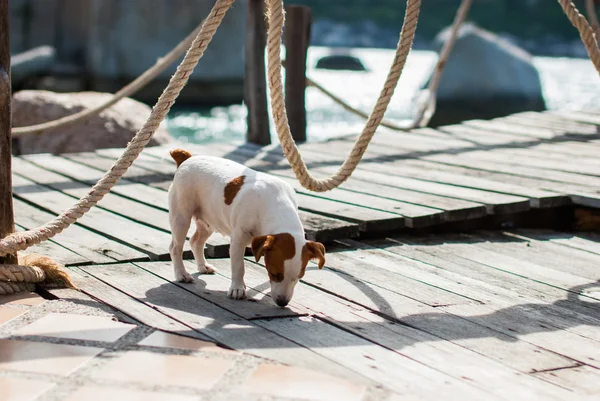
[0,291,365,401]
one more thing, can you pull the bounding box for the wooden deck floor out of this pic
[10,109,600,400]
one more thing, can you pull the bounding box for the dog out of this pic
[167,148,326,307]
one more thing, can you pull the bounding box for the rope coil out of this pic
[0,254,75,295]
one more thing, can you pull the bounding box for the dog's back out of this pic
[168,151,298,236]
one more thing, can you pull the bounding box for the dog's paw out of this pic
[227,285,246,300]
[197,262,216,275]
[175,271,194,283]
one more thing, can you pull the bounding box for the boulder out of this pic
[12,90,173,155]
[422,23,546,127]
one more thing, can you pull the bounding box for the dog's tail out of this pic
[170,148,193,167]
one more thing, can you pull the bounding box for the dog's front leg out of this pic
[228,230,249,299]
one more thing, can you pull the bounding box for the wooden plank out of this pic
[15,223,88,267]
[422,153,600,206]
[240,254,578,377]
[321,133,598,194]
[194,142,488,223]
[67,265,214,342]
[101,148,411,232]
[11,172,174,260]
[260,316,508,401]
[376,235,600,321]
[513,229,600,256]
[338,238,600,368]
[134,260,308,320]
[302,138,565,209]
[284,5,311,143]
[380,235,600,340]
[235,266,583,398]
[13,197,146,264]
[552,109,600,126]
[532,365,600,395]
[210,141,526,216]
[466,231,600,282]
[463,119,578,140]
[503,113,599,135]
[81,261,370,384]
[244,0,270,145]
[0,0,16,265]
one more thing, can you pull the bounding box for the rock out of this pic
[12,90,173,155]
[316,54,367,71]
[423,23,546,127]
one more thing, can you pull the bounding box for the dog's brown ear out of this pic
[251,235,275,262]
[304,241,326,269]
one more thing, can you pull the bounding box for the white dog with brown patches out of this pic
[167,148,326,307]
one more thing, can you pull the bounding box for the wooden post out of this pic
[0,0,16,265]
[244,0,271,145]
[284,5,311,143]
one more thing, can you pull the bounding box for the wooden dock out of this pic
[10,109,600,400]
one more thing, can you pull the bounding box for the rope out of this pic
[559,0,600,74]
[11,22,205,137]
[266,0,421,192]
[0,0,235,256]
[0,254,75,295]
[585,0,600,41]
[303,0,472,131]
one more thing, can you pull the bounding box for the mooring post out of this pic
[284,5,311,143]
[0,0,16,265]
[245,0,271,146]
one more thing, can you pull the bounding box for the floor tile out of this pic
[138,331,231,353]
[0,292,46,307]
[0,377,55,401]
[0,339,102,376]
[15,313,135,342]
[0,307,26,327]
[92,350,233,390]
[241,363,366,401]
[61,386,200,401]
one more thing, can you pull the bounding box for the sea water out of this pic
[166,47,600,144]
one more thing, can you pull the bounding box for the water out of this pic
[166,47,600,145]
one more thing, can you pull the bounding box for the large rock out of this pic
[12,90,173,155]
[423,23,546,127]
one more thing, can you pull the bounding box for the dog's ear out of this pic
[304,241,326,269]
[251,235,275,262]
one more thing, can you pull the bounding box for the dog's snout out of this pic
[275,296,289,307]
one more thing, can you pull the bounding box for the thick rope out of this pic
[266,0,421,192]
[585,0,600,41]
[0,0,235,256]
[559,0,600,74]
[302,0,472,131]
[11,23,205,137]
[0,254,74,295]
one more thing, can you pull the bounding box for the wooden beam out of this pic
[244,0,270,146]
[284,5,311,143]
[0,0,16,265]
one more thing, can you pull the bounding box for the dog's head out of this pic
[251,233,326,307]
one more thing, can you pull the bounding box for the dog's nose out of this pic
[275,296,289,307]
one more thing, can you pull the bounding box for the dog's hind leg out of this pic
[190,218,216,274]
[169,207,193,283]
